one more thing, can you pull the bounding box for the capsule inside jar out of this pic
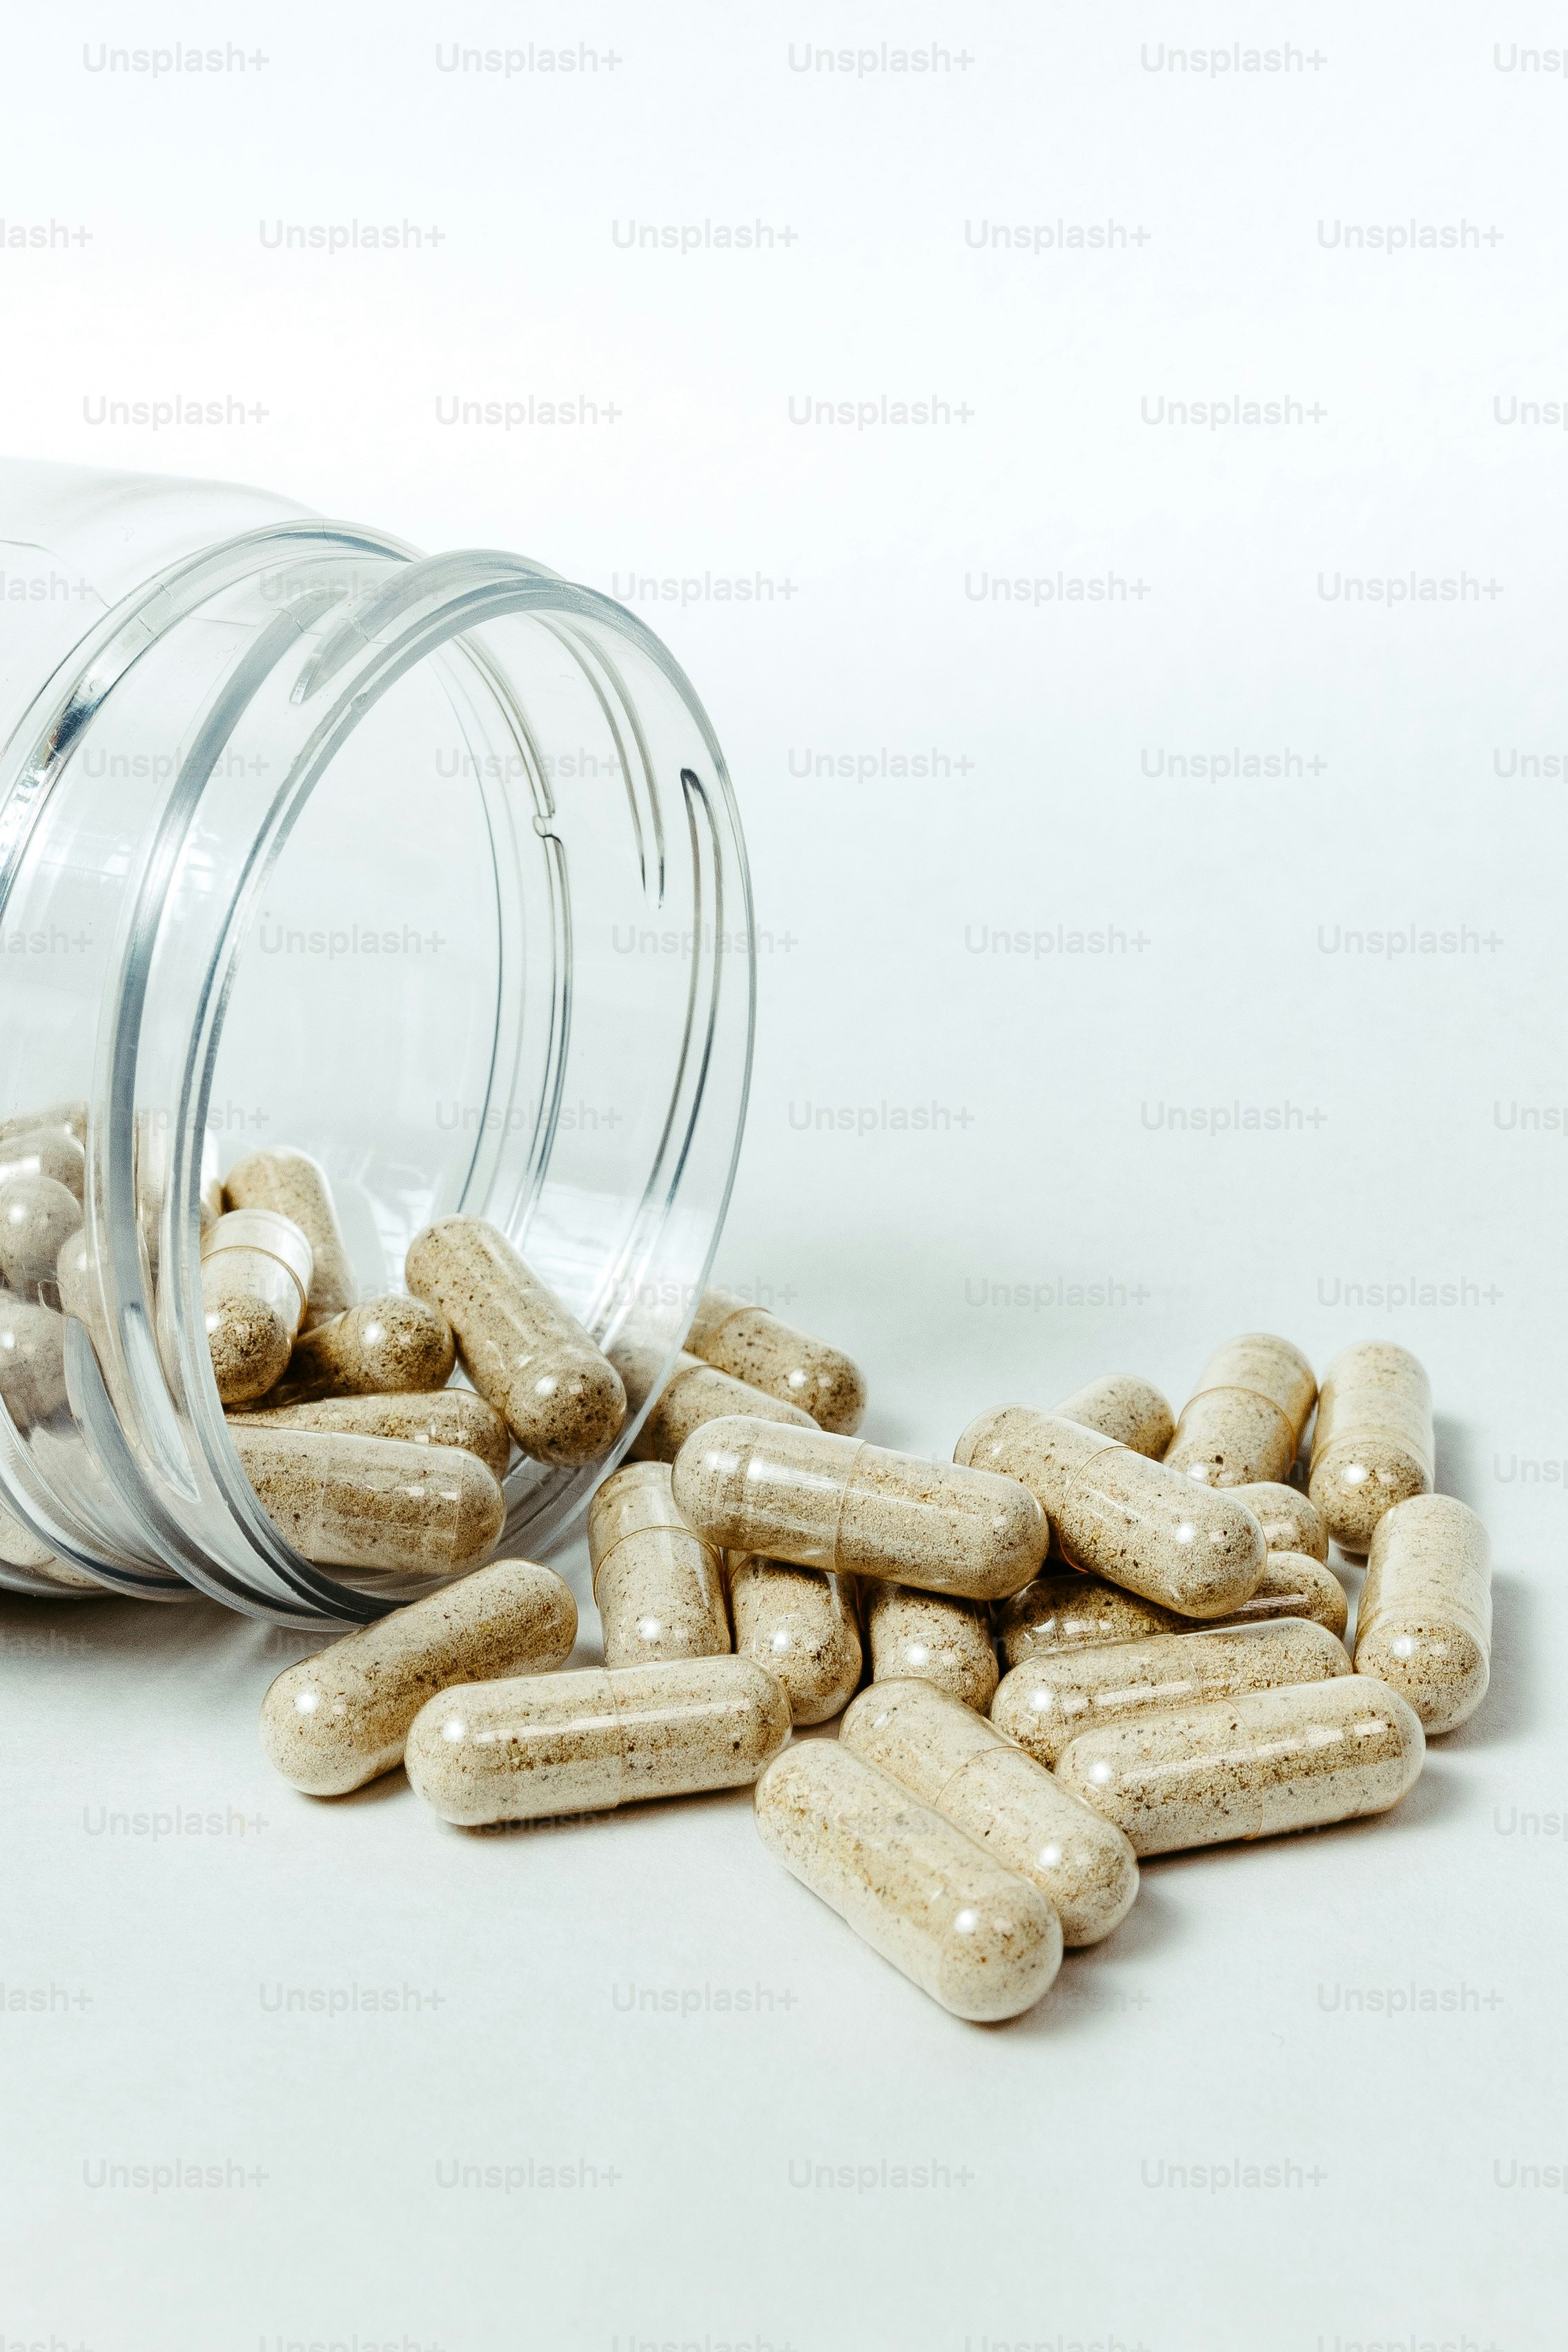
[228,1424,504,1575]
[201,1209,313,1405]
[405,1217,625,1467]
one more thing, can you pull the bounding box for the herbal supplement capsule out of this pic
[587,1461,730,1669]
[728,1556,862,1726]
[1164,1334,1317,1487]
[0,1293,69,1424]
[0,1126,85,1202]
[1055,1674,1424,1855]
[1309,1341,1434,1554]
[1225,1482,1329,1563]
[229,1425,504,1576]
[840,1677,1138,1948]
[1052,1375,1174,1460]
[405,1217,626,1467]
[672,1415,1047,1601]
[1353,1493,1491,1735]
[1226,1551,1346,1638]
[231,1391,512,1480]
[0,1177,82,1293]
[200,1210,313,1406]
[282,1295,455,1403]
[259,1558,577,1796]
[997,1562,1182,1667]
[993,1617,1351,1767]
[954,1407,1263,1617]
[686,1287,866,1435]
[753,1740,1061,2021]
[616,1344,816,1464]
[134,1113,222,1271]
[997,1550,1346,1665]
[404,1654,791,1826]
[224,1146,358,1329]
[865,1583,998,1711]
[0,1495,109,1589]
[0,1100,86,1150]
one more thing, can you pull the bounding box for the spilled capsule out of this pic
[754,1740,1061,2021]
[1055,1675,1424,1855]
[406,1654,791,1827]
[955,1407,1264,1617]
[728,1555,863,1726]
[686,1287,866,1434]
[1309,1340,1434,1554]
[1164,1333,1316,1487]
[840,1676,1138,1948]
[587,1461,732,1669]
[260,1559,578,1795]
[672,1415,1046,1600]
[864,1584,998,1711]
[1353,1492,1491,1735]
[992,1617,1351,1766]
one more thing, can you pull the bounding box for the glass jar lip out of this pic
[0,511,754,1621]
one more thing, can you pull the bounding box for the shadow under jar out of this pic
[0,458,754,1621]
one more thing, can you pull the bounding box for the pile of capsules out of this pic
[205,1162,1487,2024]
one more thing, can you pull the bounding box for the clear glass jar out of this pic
[0,458,753,1623]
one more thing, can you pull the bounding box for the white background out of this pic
[0,4,1562,2347]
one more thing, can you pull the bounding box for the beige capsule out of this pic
[754,1740,1061,2021]
[55,1228,112,1371]
[955,1407,1263,1618]
[1353,1492,1491,1736]
[259,1558,578,1796]
[0,1177,82,1293]
[223,1146,359,1329]
[992,1617,1351,1767]
[1164,1334,1317,1487]
[997,1550,1346,1667]
[282,1294,455,1404]
[672,1414,1047,1602]
[840,1676,1138,1948]
[405,1217,625,1467]
[1055,1674,1424,1856]
[587,1460,731,1669]
[997,1562,1184,1667]
[1224,1551,1347,1640]
[728,1555,863,1726]
[1224,1482,1329,1563]
[231,1390,512,1480]
[405,1653,792,1827]
[0,1293,69,1425]
[686,1287,866,1435]
[134,1113,222,1270]
[0,1507,112,1591]
[0,1100,87,1150]
[228,1424,504,1576]
[616,1344,816,1464]
[0,1126,85,1202]
[201,1210,313,1406]
[1052,1374,1175,1460]
[865,1583,998,1710]
[1309,1341,1434,1554]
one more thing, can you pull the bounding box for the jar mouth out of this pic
[0,511,754,1620]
